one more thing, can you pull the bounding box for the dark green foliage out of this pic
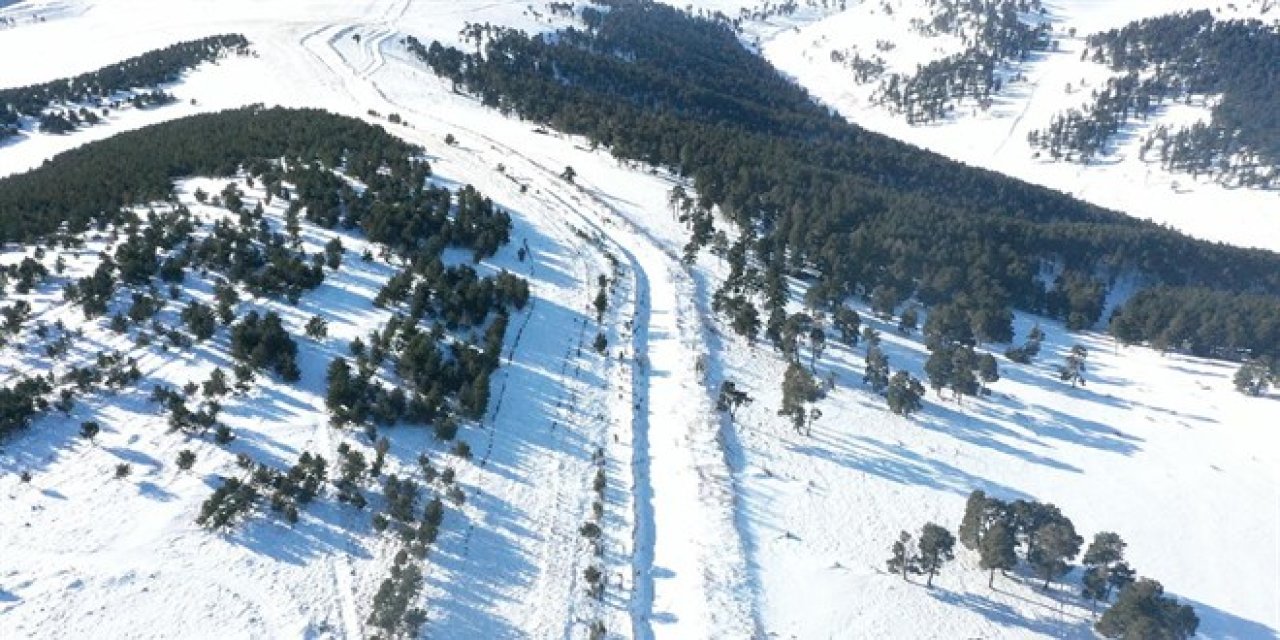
[1059,344,1088,387]
[980,520,1018,588]
[1082,532,1130,606]
[230,311,299,381]
[886,530,915,580]
[176,449,196,470]
[410,3,1280,360]
[716,380,752,418]
[114,463,131,479]
[593,332,608,354]
[779,361,820,434]
[181,301,218,341]
[305,315,328,340]
[1035,11,1279,188]
[833,306,861,345]
[0,35,248,138]
[0,106,420,243]
[1096,579,1199,640]
[958,490,988,551]
[1028,519,1083,589]
[863,345,890,394]
[917,522,957,587]
[80,420,101,441]
[1233,360,1273,396]
[885,371,924,417]
[0,377,52,440]
[367,561,426,637]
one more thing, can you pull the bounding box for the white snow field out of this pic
[0,1,1277,639]
[683,0,1280,253]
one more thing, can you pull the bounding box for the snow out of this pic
[0,1,1277,639]
[705,0,1280,253]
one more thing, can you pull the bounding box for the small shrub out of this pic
[114,463,132,479]
[79,421,101,441]
[176,449,196,471]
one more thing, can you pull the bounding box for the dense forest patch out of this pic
[412,0,1280,358]
[1029,11,1279,188]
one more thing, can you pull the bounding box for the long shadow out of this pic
[920,402,1089,471]
[928,588,1094,638]
[1183,596,1278,639]
[424,491,533,640]
[789,431,1033,500]
[228,498,371,567]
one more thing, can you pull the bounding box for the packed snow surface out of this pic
[0,1,1277,639]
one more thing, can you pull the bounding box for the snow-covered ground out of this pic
[692,0,1280,253]
[0,1,1277,639]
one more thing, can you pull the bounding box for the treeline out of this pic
[1111,287,1280,358]
[0,106,421,242]
[1031,11,1279,188]
[410,0,1280,359]
[0,34,249,139]
[875,0,1050,123]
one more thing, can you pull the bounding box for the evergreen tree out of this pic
[959,489,987,551]
[1028,520,1083,589]
[886,371,924,417]
[917,522,956,587]
[864,345,890,394]
[977,353,999,393]
[886,530,915,580]
[1096,579,1198,639]
[181,301,218,341]
[79,420,101,441]
[979,520,1018,588]
[176,449,196,470]
[1233,359,1273,396]
[834,307,861,345]
[305,315,328,340]
[1060,344,1088,387]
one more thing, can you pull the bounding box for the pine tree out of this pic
[1060,344,1088,387]
[1233,359,1272,396]
[1028,520,1082,589]
[864,345,890,394]
[834,306,861,345]
[79,420,100,441]
[958,490,988,550]
[1081,531,1127,605]
[1082,566,1109,612]
[886,371,924,417]
[886,530,915,580]
[917,522,956,587]
[176,449,197,471]
[1106,561,1137,600]
[979,520,1018,588]
[1096,579,1198,639]
[977,353,999,393]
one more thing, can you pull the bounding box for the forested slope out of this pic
[412,0,1280,357]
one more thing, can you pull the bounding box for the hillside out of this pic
[702,0,1280,253]
[0,1,1276,639]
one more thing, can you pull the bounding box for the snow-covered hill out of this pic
[0,1,1276,639]
[689,0,1280,253]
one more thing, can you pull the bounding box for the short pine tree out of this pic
[886,530,915,580]
[917,523,956,587]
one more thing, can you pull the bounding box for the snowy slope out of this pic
[684,0,1280,253]
[0,1,1277,640]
